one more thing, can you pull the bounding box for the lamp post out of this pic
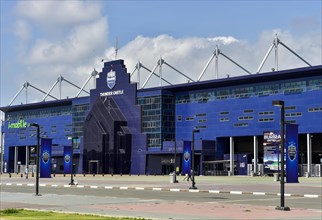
[173,140,178,183]
[30,123,41,196]
[0,119,4,174]
[272,100,290,211]
[190,129,200,190]
[67,137,77,185]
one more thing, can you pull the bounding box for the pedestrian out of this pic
[183,172,191,181]
[25,166,28,179]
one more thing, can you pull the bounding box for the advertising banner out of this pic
[286,124,299,183]
[64,146,72,174]
[263,131,281,173]
[40,138,52,178]
[182,141,191,175]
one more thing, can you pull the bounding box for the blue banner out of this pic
[64,146,72,174]
[40,138,52,178]
[286,124,299,183]
[182,141,191,175]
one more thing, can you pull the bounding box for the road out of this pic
[0,174,321,219]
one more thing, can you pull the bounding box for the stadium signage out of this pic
[8,119,28,129]
[100,90,124,97]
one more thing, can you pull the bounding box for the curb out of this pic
[1,182,320,198]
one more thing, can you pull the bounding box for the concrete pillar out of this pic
[230,137,234,176]
[253,136,258,174]
[14,146,18,173]
[200,153,203,175]
[307,133,312,176]
[25,146,29,169]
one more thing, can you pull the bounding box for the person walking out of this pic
[183,172,192,181]
[25,166,29,179]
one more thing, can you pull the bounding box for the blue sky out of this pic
[0,1,321,110]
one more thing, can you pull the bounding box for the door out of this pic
[89,160,99,174]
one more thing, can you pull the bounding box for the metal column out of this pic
[14,147,18,173]
[253,136,258,174]
[307,133,312,176]
[230,137,234,176]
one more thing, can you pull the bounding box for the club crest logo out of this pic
[107,70,116,89]
[42,151,50,164]
[287,142,297,161]
[65,154,71,163]
[183,151,190,162]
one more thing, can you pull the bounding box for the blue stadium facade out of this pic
[1,60,321,176]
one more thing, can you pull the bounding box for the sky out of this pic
[0,0,321,112]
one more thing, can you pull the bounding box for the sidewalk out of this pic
[1,173,321,197]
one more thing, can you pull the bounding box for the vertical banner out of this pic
[40,138,52,178]
[182,141,191,174]
[263,131,281,173]
[286,124,299,183]
[64,146,72,174]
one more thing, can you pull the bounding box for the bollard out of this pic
[129,173,131,176]
[138,173,140,176]
[64,173,66,177]
[111,173,113,176]
[53,173,55,177]
[93,173,95,176]
[102,173,104,176]
[32,173,34,177]
[83,173,86,177]
[21,174,23,178]
[9,173,11,178]
[120,173,122,176]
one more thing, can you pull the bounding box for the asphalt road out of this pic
[1,175,321,219]
[1,185,322,210]
[1,184,322,220]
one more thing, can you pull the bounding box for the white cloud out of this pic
[23,17,108,65]
[7,1,109,104]
[14,20,31,41]
[16,1,101,26]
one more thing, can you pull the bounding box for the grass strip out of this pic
[0,208,148,220]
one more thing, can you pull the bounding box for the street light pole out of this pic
[0,119,4,174]
[30,123,41,196]
[272,100,290,211]
[190,129,200,190]
[173,140,178,183]
[68,137,76,185]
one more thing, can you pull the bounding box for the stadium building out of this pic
[1,57,321,177]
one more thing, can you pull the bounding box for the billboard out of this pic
[263,131,281,173]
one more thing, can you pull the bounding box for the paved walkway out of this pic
[1,174,321,219]
[1,173,320,197]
